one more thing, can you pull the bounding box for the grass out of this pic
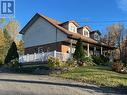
[51,66,127,87]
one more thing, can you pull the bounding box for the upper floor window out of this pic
[94,33,100,41]
[84,31,89,37]
[69,26,76,32]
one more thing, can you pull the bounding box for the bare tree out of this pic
[106,23,125,62]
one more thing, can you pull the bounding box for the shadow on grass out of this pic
[0,66,51,75]
[0,78,126,94]
[92,66,112,71]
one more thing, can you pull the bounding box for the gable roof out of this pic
[78,26,91,32]
[20,13,115,49]
[90,30,101,35]
[60,20,79,27]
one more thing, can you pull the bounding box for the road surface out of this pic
[0,73,126,95]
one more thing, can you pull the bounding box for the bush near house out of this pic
[66,58,77,67]
[92,55,109,65]
[48,56,64,69]
[112,63,123,73]
[48,56,78,74]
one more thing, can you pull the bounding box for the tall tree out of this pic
[4,20,19,41]
[0,28,6,63]
[3,29,13,58]
[101,34,108,44]
[16,40,24,55]
[0,18,5,28]
[3,20,20,60]
[106,23,125,62]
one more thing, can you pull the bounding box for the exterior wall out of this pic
[61,45,70,53]
[90,33,94,39]
[61,23,68,30]
[25,42,62,54]
[83,28,90,37]
[77,27,89,37]
[77,28,83,35]
[23,17,67,48]
[94,32,100,41]
[90,32,100,41]
[68,23,77,33]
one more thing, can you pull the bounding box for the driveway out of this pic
[0,73,126,95]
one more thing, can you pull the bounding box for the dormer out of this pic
[60,20,79,33]
[77,26,90,37]
[90,30,101,41]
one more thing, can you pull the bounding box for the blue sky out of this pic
[15,0,127,35]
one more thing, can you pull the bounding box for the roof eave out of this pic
[20,13,40,34]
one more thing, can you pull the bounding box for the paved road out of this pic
[0,73,126,95]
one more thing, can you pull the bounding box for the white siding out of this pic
[83,28,90,37]
[23,17,67,48]
[69,23,77,33]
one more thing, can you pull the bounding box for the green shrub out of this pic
[9,58,20,68]
[0,59,3,66]
[48,56,64,69]
[92,55,109,65]
[84,56,93,63]
[112,63,123,73]
[66,58,77,67]
[92,56,102,65]
[83,56,95,66]
[100,55,109,63]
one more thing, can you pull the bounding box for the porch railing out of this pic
[19,51,71,64]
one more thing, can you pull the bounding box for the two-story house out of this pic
[20,13,114,57]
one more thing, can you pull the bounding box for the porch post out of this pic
[87,43,90,57]
[101,46,103,55]
[70,39,73,54]
[94,47,96,55]
[54,50,56,58]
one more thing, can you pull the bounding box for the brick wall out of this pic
[25,42,62,54]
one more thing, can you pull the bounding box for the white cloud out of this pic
[117,0,127,12]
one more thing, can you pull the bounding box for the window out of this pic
[84,31,89,37]
[94,33,100,41]
[69,26,76,32]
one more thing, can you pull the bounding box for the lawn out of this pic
[52,66,127,87]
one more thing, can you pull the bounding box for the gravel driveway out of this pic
[0,73,126,95]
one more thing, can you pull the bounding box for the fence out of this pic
[19,51,71,64]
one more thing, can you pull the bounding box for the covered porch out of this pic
[66,35,116,57]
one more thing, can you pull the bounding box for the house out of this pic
[20,13,115,57]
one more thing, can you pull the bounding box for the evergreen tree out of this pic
[73,39,86,61]
[4,42,19,64]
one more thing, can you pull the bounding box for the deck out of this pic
[19,51,71,64]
